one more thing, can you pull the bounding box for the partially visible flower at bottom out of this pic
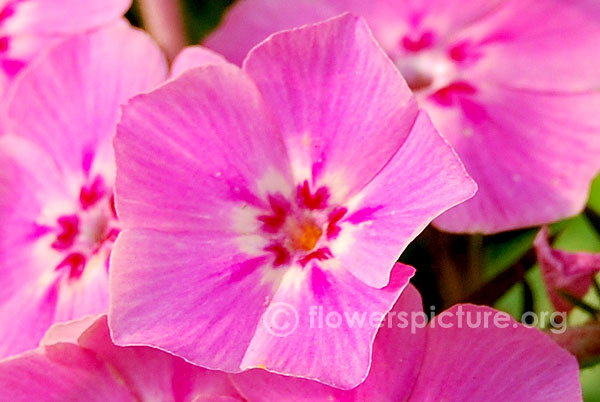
[534,226,600,313]
[0,315,244,402]
[0,287,581,402]
[232,285,582,402]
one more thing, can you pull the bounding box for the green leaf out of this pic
[483,229,537,280]
[582,364,600,402]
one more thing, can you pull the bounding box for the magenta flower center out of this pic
[50,175,119,279]
[258,180,347,268]
[394,30,481,106]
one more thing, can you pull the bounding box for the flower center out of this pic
[290,220,322,251]
[257,181,347,268]
[50,175,119,279]
[396,50,454,92]
[392,30,481,105]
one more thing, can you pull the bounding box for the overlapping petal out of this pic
[243,15,418,202]
[170,45,227,78]
[231,284,425,401]
[109,229,278,373]
[239,264,414,389]
[337,111,475,287]
[0,343,134,402]
[408,305,581,401]
[0,315,243,401]
[232,289,582,401]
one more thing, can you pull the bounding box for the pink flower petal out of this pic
[204,0,338,65]
[204,0,502,64]
[0,137,67,357]
[432,86,600,233]
[231,285,425,402]
[233,366,350,401]
[40,315,102,346]
[52,254,110,323]
[405,0,504,33]
[0,343,133,402]
[109,229,277,372]
[239,263,415,389]
[466,0,600,92]
[2,0,131,35]
[0,315,244,401]
[113,63,293,231]
[79,316,242,401]
[231,284,425,401]
[243,14,418,202]
[0,136,66,301]
[336,111,476,287]
[0,282,59,359]
[196,398,245,402]
[0,0,131,92]
[170,45,228,78]
[408,304,582,401]
[352,284,425,401]
[6,21,167,175]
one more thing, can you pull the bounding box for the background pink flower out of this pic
[0,21,167,359]
[0,315,244,401]
[205,0,600,233]
[110,14,475,389]
[0,0,130,93]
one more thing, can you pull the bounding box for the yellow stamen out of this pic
[292,222,322,251]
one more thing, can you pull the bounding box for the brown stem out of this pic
[418,228,465,308]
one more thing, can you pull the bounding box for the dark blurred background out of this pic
[127,0,235,43]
